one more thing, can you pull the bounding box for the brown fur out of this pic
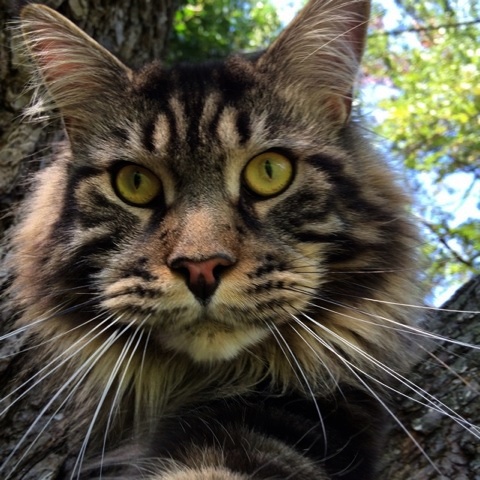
[3,1,423,478]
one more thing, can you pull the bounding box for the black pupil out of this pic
[133,171,142,190]
[265,160,273,179]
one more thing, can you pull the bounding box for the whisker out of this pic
[354,295,480,315]
[1,322,126,479]
[0,298,87,343]
[267,322,328,459]
[285,284,480,351]
[73,318,146,479]
[422,345,480,395]
[287,317,446,478]
[98,318,149,479]
[0,312,120,413]
[0,299,104,358]
[295,312,479,436]
[316,295,480,350]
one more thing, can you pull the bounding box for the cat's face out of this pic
[12,2,417,382]
[65,60,347,362]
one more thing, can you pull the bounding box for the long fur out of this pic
[1,1,477,479]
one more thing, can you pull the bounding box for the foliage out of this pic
[167,0,281,63]
[365,0,480,301]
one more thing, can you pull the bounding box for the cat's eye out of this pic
[114,164,162,206]
[243,152,294,197]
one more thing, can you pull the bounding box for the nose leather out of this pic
[169,255,235,303]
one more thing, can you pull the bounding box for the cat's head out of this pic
[11,0,418,391]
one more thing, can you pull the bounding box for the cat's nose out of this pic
[169,255,235,303]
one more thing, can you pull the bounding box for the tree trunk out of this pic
[377,275,480,479]
[0,1,479,479]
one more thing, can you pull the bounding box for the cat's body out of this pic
[1,1,428,478]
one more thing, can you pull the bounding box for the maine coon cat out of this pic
[0,0,477,478]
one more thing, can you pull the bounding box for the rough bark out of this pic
[377,276,480,479]
[0,1,479,479]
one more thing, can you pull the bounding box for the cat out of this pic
[0,0,477,479]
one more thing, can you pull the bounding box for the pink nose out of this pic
[169,255,235,303]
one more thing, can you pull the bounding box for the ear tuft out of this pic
[257,0,371,125]
[18,4,131,132]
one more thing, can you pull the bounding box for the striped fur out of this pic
[3,1,423,479]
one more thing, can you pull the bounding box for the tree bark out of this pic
[377,275,480,479]
[0,1,479,479]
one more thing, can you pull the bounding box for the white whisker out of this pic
[288,286,480,351]
[299,310,479,436]
[267,322,328,459]
[98,318,149,479]
[0,298,89,344]
[73,318,146,479]
[0,312,120,413]
[1,323,126,479]
[287,316,446,477]
[0,301,105,359]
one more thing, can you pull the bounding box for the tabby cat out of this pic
[1,0,475,479]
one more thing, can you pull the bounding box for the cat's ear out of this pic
[19,4,132,135]
[257,0,370,125]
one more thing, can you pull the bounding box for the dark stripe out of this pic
[179,84,208,152]
[123,257,158,282]
[145,204,168,236]
[305,153,345,177]
[66,165,104,187]
[293,231,372,264]
[237,197,262,231]
[58,235,118,286]
[293,231,345,244]
[164,105,179,160]
[142,118,156,152]
[324,274,387,301]
[305,154,362,202]
[218,57,255,103]
[111,127,129,144]
[129,285,162,298]
[306,154,396,223]
[56,165,106,232]
[134,62,171,104]
[235,110,251,144]
[250,258,286,278]
[207,103,224,138]
[284,211,328,229]
[246,280,286,295]
[76,190,138,230]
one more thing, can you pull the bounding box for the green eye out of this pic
[114,164,162,206]
[243,152,294,197]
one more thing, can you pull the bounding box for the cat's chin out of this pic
[162,326,270,363]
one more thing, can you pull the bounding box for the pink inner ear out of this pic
[33,39,78,83]
[324,95,351,125]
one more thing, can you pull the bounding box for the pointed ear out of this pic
[257,0,370,125]
[19,4,132,135]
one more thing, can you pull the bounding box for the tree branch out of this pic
[372,19,480,37]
